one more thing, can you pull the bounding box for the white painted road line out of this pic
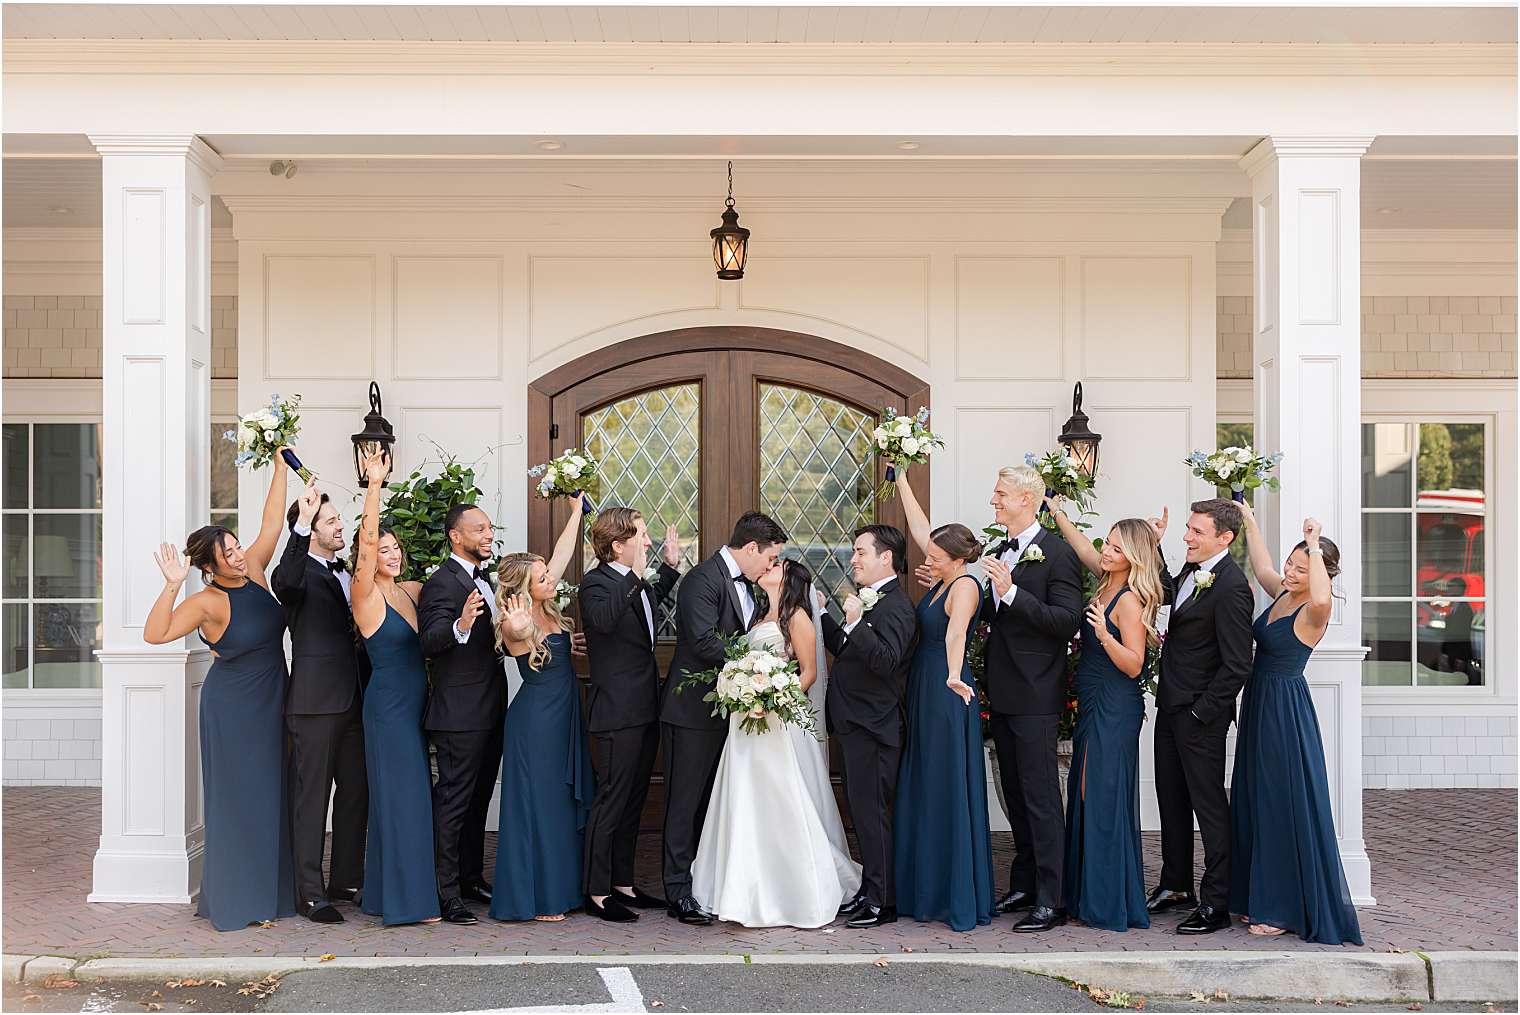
[463,966,647,1014]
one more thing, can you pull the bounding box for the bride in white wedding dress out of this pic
[691,558,862,929]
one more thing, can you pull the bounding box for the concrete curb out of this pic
[1425,950,1518,1003]
[7,949,1513,1004]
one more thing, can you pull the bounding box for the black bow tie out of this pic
[472,565,493,584]
[327,559,346,574]
[1177,562,1201,581]
[733,574,750,587]
[994,537,1020,558]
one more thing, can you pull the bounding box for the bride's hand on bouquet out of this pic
[946,678,974,705]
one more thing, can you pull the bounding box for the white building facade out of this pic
[1,3,1514,909]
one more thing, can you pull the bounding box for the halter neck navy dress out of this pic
[198,580,296,931]
[360,601,440,925]
[894,574,995,931]
[492,632,595,920]
[1229,594,1362,945]
[1063,587,1149,931]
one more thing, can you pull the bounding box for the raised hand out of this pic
[154,542,190,584]
[662,524,682,568]
[1042,494,1067,522]
[503,593,535,640]
[843,594,863,627]
[1148,505,1170,541]
[813,588,827,612]
[458,588,486,632]
[362,448,390,486]
[1303,516,1323,547]
[946,677,974,705]
[913,562,935,590]
[296,476,323,526]
[1239,497,1257,527]
[984,557,1013,599]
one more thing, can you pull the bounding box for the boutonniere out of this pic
[1190,570,1216,602]
[643,564,662,583]
[1017,544,1045,565]
[857,587,882,613]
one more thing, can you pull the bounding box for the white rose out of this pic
[256,408,280,429]
[893,417,913,437]
[263,428,280,443]
[562,462,582,479]
[1215,460,1236,480]
[750,673,770,692]
[901,436,921,456]
[571,456,587,469]
[1234,448,1253,464]
[546,465,560,482]
[769,670,791,690]
[877,435,891,450]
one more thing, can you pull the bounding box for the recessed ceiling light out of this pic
[896,140,920,151]
[536,139,564,152]
[50,206,72,215]
[1377,207,1400,215]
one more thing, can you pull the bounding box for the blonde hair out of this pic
[494,552,574,670]
[1098,518,1164,650]
[996,464,1045,501]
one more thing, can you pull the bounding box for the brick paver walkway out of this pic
[3,787,1513,959]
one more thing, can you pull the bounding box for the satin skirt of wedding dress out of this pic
[691,621,862,929]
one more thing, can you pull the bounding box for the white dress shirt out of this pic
[844,573,895,635]
[1176,546,1231,607]
[451,553,498,643]
[718,546,755,627]
[607,559,656,643]
[994,519,1045,608]
[292,522,351,604]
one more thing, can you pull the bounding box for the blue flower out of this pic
[222,429,235,441]
[1023,452,1037,466]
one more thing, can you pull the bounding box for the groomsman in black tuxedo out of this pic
[418,503,503,925]
[1147,498,1255,935]
[271,481,369,923]
[980,465,1083,933]
[579,507,683,922]
[821,524,919,929]
[660,511,788,925]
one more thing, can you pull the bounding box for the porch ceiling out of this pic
[4,4,1515,46]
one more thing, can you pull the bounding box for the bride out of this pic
[691,558,862,928]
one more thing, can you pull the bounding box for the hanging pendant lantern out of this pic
[711,160,750,280]
[350,381,396,488]
[1057,382,1102,480]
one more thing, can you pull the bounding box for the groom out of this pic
[660,510,789,925]
[821,524,918,929]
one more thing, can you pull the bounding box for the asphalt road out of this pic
[3,964,1494,1014]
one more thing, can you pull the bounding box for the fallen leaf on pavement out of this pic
[258,920,276,929]
[901,946,914,953]
[1188,991,1207,1003]
[1406,1005,1423,1012]
[151,990,163,997]
[319,954,336,962]
[21,995,41,1003]
[42,975,80,989]
[872,957,890,968]
[650,1001,664,1009]
[1213,988,1229,1002]
[207,980,226,988]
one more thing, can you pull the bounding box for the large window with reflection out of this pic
[1362,421,1487,688]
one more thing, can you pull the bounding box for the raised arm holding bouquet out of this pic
[530,449,601,514]
[1185,445,1282,504]
[872,406,944,501]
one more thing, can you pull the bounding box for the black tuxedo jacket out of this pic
[270,531,368,716]
[979,526,1084,716]
[1157,552,1255,725]
[821,576,918,746]
[660,552,752,731]
[580,560,680,732]
[418,557,507,733]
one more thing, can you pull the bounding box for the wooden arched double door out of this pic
[527,327,930,822]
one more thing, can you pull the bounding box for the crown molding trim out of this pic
[6,40,1516,78]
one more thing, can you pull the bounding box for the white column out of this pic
[1241,136,1375,905]
[88,135,221,903]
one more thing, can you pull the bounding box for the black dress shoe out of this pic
[992,889,1035,916]
[613,886,666,910]
[845,904,897,929]
[837,893,868,919]
[1145,886,1198,914]
[586,895,638,923]
[1012,905,1067,933]
[328,887,360,904]
[666,895,714,926]
[299,901,344,924]
[440,897,478,925]
[461,880,493,905]
[1177,904,1230,935]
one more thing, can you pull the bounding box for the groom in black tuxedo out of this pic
[821,524,919,929]
[579,506,683,922]
[660,511,788,925]
[270,483,369,923]
[418,503,503,925]
[980,465,1083,933]
[1148,498,1255,934]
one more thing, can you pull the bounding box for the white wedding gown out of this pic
[690,619,862,928]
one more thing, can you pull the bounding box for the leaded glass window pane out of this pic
[582,384,701,637]
[758,384,876,615]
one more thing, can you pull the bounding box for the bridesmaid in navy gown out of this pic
[144,449,297,931]
[1231,507,1362,945]
[892,468,995,931]
[1047,505,1167,932]
[351,451,440,925]
[492,495,594,922]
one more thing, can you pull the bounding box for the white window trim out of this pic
[1219,377,1516,709]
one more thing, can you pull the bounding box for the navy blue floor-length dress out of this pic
[1230,595,1363,945]
[894,574,995,932]
[1063,587,1149,932]
[197,580,297,931]
[492,632,594,921]
[360,602,441,925]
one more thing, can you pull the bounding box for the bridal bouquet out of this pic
[225,393,312,480]
[681,638,819,738]
[872,406,945,501]
[528,449,600,514]
[1026,449,1094,529]
[1186,445,1283,503]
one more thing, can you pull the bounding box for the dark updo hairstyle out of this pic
[185,525,237,581]
[1290,536,1341,580]
[774,558,817,656]
[930,523,983,564]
